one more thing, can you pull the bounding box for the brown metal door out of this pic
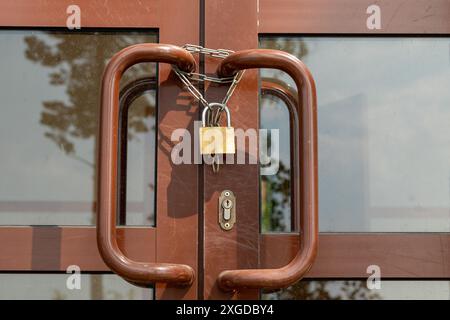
[196,0,450,299]
[0,0,200,300]
[199,0,319,299]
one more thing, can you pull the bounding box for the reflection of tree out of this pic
[24,32,156,159]
[259,94,292,232]
[23,31,156,300]
[260,37,308,59]
[260,37,309,81]
[261,161,290,232]
[266,280,381,300]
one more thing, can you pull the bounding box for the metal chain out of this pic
[182,44,234,58]
[172,44,245,108]
[172,66,210,108]
[221,69,244,105]
[172,44,245,173]
[179,72,236,84]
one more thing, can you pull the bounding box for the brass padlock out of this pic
[199,103,235,155]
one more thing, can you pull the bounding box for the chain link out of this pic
[172,44,245,108]
[222,69,244,105]
[182,44,234,59]
[172,44,244,173]
[172,66,210,108]
[178,71,236,84]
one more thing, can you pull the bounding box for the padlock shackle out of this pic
[98,43,196,287]
[202,103,232,127]
[216,49,318,291]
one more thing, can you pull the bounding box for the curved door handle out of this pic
[217,49,318,290]
[97,44,196,286]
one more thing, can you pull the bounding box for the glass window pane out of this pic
[260,93,292,232]
[124,92,156,226]
[0,274,152,300]
[263,280,450,300]
[0,30,157,225]
[260,37,450,232]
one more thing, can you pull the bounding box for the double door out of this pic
[0,0,449,300]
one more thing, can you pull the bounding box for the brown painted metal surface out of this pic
[98,43,196,286]
[153,0,200,300]
[216,49,318,290]
[2,228,448,279]
[261,234,450,278]
[0,227,155,271]
[258,0,450,34]
[0,0,160,27]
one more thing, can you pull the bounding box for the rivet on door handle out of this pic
[216,49,319,290]
[97,44,196,286]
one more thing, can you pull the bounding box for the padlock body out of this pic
[199,127,235,154]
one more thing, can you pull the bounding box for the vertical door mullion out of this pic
[203,0,260,299]
[154,0,200,300]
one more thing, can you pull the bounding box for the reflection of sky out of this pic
[260,95,291,168]
[260,95,291,230]
[260,37,450,232]
[0,31,156,225]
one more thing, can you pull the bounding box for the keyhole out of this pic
[219,190,235,231]
[222,199,232,209]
